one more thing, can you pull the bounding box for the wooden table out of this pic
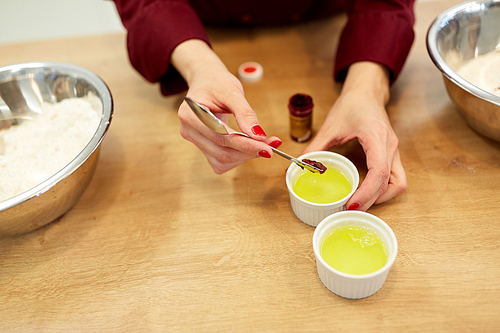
[1,0,499,331]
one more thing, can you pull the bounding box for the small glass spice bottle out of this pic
[289,93,313,142]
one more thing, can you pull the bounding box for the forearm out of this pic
[171,39,227,86]
[341,62,391,107]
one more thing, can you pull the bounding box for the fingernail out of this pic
[258,150,271,158]
[269,139,282,148]
[347,203,360,210]
[251,125,266,136]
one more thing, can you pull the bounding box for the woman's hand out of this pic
[172,40,282,174]
[303,62,407,211]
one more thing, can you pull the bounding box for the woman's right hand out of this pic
[172,40,282,174]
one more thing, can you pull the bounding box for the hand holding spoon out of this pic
[184,96,325,173]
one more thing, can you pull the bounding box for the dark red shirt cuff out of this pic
[334,10,415,84]
[124,1,210,95]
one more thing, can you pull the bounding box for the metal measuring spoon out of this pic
[184,96,324,173]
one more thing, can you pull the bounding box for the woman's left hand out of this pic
[302,62,407,211]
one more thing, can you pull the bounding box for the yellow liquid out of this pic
[293,164,351,204]
[320,225,388,275]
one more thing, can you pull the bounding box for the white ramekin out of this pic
[285,151,359,227]
[312,211,398,299]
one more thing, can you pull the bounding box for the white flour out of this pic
[0,98,100,202]
[456,49,500,97]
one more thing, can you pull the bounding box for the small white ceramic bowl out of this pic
[285,151,359,227]
[313,211,398,299]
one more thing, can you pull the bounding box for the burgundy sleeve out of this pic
[112,0,211,95]
[334,0,416,84]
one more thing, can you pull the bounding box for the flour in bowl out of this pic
[0,98,100,202]
[456,49,500,97]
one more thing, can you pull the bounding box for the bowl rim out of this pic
[285,151,359,208]
[426,0,500,107]
[312,210,398,280]
[0,61,113,211]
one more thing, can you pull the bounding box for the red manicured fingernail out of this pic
[269,139,282,148]
[251,125,266,136]
[348,203,360,210]
[258,150,271,158]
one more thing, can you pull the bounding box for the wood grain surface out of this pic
[1,0,499,331]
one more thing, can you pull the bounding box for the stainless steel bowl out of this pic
[427,0,500,141]
[0,62,113,237]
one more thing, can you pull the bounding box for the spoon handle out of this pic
[226,132,321,173]
[270,147,322,173]
[270,147,295,161]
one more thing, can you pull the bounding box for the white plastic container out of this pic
[238,62,263,83]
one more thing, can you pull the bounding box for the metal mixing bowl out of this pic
[0,62,113,237]
[427,0,500,141]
